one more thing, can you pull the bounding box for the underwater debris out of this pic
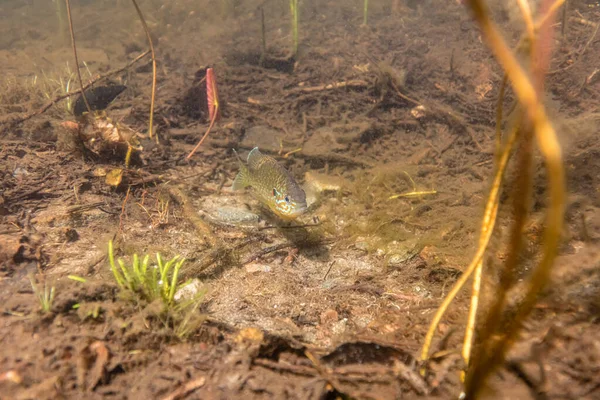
[73,84,126,117]
[62,113,143,166]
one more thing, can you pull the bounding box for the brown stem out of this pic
[186,105,219,159]
[131,0,157,143]
[65,0,92,114]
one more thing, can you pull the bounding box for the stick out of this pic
[186,68,220,159]
[186,109,218,160]
[65,0,92,115]
[290,79,368,94]
[561,0,568,38]
[241,243,295,264]
[160,377,206,400]
[260,7,267,66]
[131,0,157,143]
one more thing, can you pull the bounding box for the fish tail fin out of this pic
[232,165,250,191]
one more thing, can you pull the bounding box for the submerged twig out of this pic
[289,79,369,94]
[241,243,295,264]
[65,0,91,115]
[131,0,157,143]
[260,7,267,66]
[289,0,299,57]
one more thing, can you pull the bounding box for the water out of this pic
[1,0,599,398]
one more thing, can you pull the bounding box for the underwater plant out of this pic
[28,274,55,314]
[419,0,566,397]
[107,240,207,338]
[289,0,299,57]
[186,68,220,159]
[38,65,76,115]
[108,240,187,305]
[363,0,369,25]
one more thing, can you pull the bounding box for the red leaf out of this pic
[186,68,220,159]
[206,68,220,122]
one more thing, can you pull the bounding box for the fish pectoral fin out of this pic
[232,169,250,191]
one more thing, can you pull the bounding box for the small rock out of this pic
[331,318,347,335]
[385,239,421,266]
[204,206,260,227]
[245,263,272,273]
[388,253,410,266]
[303,171,346,208]
[411,105,426,119]
[321,280,338,290]
[174,279,205,302]
[235,327,264,345]
[419,245,439,265]
[354,315,372,329]
[354,237,370,251]
[320,309,339,325]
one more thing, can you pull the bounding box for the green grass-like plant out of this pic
[108,240,186,305]
[107,240,207,338]
[363,0,369,25]
[29,274,55,313]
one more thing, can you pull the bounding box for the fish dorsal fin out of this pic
[246,147,265,170]
[231,148,250,191]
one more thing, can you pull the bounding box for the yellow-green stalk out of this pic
[363,0,369,25]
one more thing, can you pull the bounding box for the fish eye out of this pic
[285,196,290,203]
[272,188,278,197]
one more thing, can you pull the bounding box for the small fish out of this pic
[232,147,307,220]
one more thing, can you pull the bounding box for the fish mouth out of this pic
[294,206,308,215]
[290,205,308,218]
[276,205,308,220]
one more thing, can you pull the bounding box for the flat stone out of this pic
[203,206,260,227]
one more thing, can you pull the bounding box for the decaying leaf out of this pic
[77,341,110,391]
[105,169,123,187]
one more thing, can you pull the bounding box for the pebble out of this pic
[320,309,339,325]
[245,263,272,273]
[205,206,260,227]
[174,279,205,302]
